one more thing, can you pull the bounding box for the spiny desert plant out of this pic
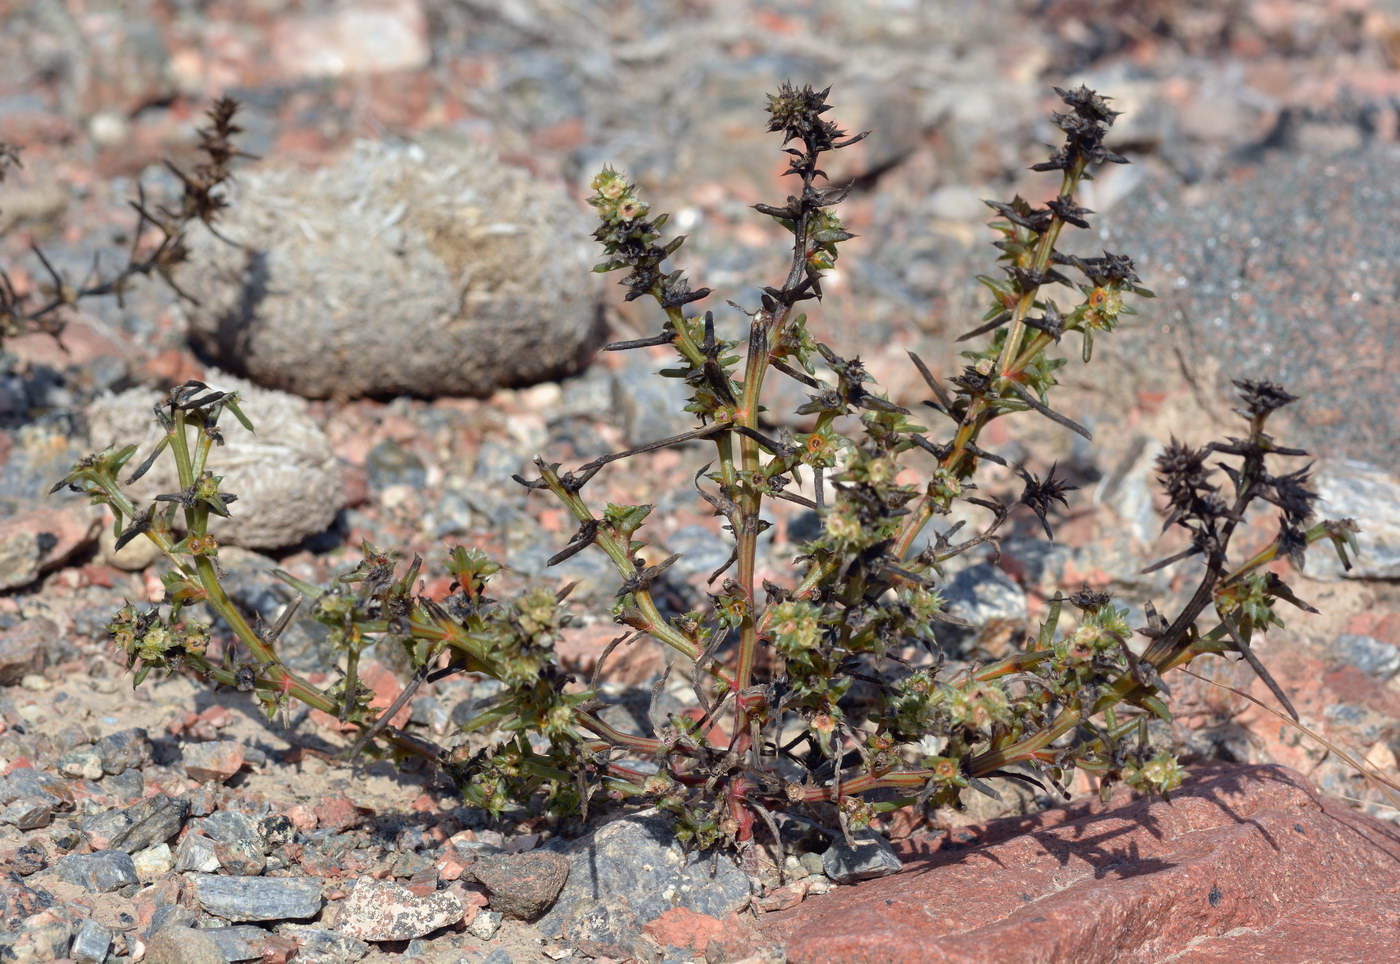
[0,98,248,350]
[55,84,1360,858]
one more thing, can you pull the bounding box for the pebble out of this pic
[0,798,53,830]
[182,740,246,784]
[0,767,69,808]
[57,748,104,780]
[1313,460,1400,580]
[468,909,504,941]
[610,353,697,447]
[0,842,46,876]
[55,849,139,893]
[145,925,226,964]
[0,618,55,686]
[822,830,903,883]
[198,809,262,844]
[81,793,189,853]
[2,905,72,963]
[336,877,466,941]
[202,924,287,962]
[276,925,371,963]
[216,836,267,876]
[259,814,296,850]
[93,727,152,774]
[131,842,174,880]
[69,917,113,964]
[173,832,221,873]
[468,850,570,920]
[191,873,324,922]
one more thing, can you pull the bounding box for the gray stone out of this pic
[1,843,45,876]
[275,926,370,963]
[197,809,261,847]
[665,525,734,583]
[179,138,603,400]
[49,821,82,851]
[93,727,153,774]
[0,618,55,686]
[174,832,221,873]
[1312,459,1400,580]
[145,926,225,964]
[467,850,570,920]
[1093,436,1164,546]
[55,850,138,893]
[366,439,428,491]
[0,798,52,830]
[81,793,188,853]
[610,353,696,447]
[335,877,464,941]
[85,377,343,550]
[508,524,618,605]
[200,925,275,962]
[1334,635,1400,682]
[191,873,324,922]
[143,904,196,941]
[131,842,174,880]
[104,768,145,804]
[69,917,112,963]
[998,536,1074,598]
[938,562,1028,654]
[1100,147,1400,467]
[0,504,100,593]
[182,740,247,784]
[57,749,104,780]
[467,909,503,941]
[536,812,752,958]
[0,419,87,512]
[479,948,513,964]
[821,830,903,883]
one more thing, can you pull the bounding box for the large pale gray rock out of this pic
[1312,459,1400,580]
[179,138,603,400]
[85,374,342,550]
[1100,147,1400,467]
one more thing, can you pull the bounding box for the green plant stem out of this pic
[890,162,1085,564]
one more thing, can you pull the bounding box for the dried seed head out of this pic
[1232,379,1298,419]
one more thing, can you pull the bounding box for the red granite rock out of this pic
[642,908,727,957]
[765,764,1400,963]
[181,740,245,784]
[313,794,364,832]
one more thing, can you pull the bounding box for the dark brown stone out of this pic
[468,850,570,920]
[764,764,1400,963]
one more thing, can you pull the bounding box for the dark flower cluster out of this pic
[1033,84,1128,172]
[765,83,867,172]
